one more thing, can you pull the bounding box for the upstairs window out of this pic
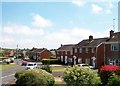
[75,48,77,53]
[70,50,73,55]
[65,51,67,55]
[111,44,119,51]
[79,48,82,53]
[92,48,94,53]
[86,48,88,53]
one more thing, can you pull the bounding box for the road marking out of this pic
[1,74,15,79]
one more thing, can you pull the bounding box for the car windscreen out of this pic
[28,64,34,66]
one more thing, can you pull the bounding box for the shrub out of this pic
[63,65,101,85]
[99,65,120,85]
[40,65,52,73]
[107,74,120,86]
[42,59,60,65]
[15,69,55,86]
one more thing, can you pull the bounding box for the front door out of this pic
[73,56,76,65]
[65,56,67,64]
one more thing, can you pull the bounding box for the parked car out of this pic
[22,60,28,66]
[77,63,94,69]
[25,62,37,70]
[3,58,11,64]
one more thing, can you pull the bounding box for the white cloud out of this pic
[3,24,44,36]
[91,4,103,14]
[72,0,86,6]
[0,24,111,49]
[31,14,53,28]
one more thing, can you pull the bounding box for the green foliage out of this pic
[63,65,101,85]
[40,65,52,73]
[42,59,60,65]
[15,69,55,86]
[107,74,120,86]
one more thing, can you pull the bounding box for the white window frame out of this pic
[70,50,73,55]
[79,48,82,53]
[68,58,72,63]
[108,58,120,66]
[85,58,90,64]
[78,58,82,64]
[92,48,94,53]
[111,44,119,51]
[86,48,88,53]
[75,48,77,53]
[65,51,67,55]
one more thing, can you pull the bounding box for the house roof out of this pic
[106,32,120,42]
[29,47,47,53]
[74,37,108,48]
[57,44,75,51]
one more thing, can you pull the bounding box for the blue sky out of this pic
[0,0,119,49]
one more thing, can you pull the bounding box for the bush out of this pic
[107,74,120,86]
[40,65,52,73]
[63,65,101,85]
[15,69,55,86]
[42,59,60,65]
[99,65,120,85]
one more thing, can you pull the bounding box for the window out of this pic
[78,58,82,63]
[85,58,90,64]
[75,48,77,53]
[92,48,94,53]
[61,56,63,62]
[68,58,72,62]
[111,44,119,51]
[70,50,73,55]
[65,51,67,55]
[80,48,82,53]
[86,48,88,53]
[108,58,120,66]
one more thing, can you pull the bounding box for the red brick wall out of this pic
[97,44,104,68]
[40,50,52,60]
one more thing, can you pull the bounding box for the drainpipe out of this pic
[96,47,98,68]
[104,42,106,65]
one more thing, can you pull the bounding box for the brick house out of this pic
[57,44,75,64]
[72,36,108,68]
[104,30,120,66]
[27,47,52,61]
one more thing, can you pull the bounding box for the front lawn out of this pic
[0,63,17,71]
[52,67,65,72]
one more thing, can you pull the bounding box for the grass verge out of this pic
[0,63,17,71]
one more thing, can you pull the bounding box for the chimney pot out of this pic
[110,30,114,38]
[89,35,93,41]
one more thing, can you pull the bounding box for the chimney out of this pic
[89,35,93,41]
[61,44,63,47]
[110,30,114,38]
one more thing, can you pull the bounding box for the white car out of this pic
[25,62,37,70]
[77,63,94,69]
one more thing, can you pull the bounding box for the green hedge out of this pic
[15,69,55,86]
[107,74,120,86]
[42,59,60,65]
[63,65,101,85]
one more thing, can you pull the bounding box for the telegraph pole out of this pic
[17,44,18,65]
[113,18,115,31]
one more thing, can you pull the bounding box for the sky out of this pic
[0,0,119,49]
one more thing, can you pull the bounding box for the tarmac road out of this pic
[1,59,25,85]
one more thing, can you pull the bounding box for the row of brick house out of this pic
[0,47,53,61]
[26,47,52,61]
[56,30,120,68]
